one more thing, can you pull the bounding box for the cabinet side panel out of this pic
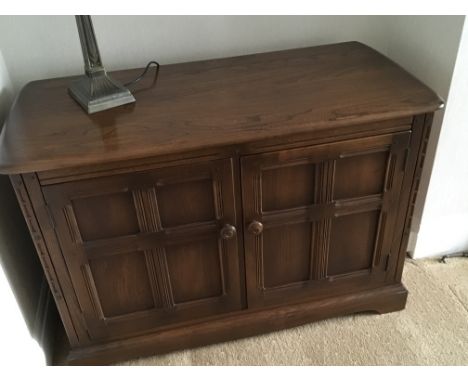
[15,173,91,346]
[387,114,433,282]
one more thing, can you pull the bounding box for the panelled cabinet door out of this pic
[42,159,242,341]
[241,132,411,308]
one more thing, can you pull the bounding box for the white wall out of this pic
[0,50,13,125]
[0,16,391,93]
[0,15,466,261]
[382,16,466,258]
[412,21,468,258]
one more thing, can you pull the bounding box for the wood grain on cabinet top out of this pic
[0,41,443,174]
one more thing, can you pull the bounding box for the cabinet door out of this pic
[241,132,410,308]
[43,159,242,341]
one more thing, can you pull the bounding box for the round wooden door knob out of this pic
[248,220,264,235]
[220,224,237,240]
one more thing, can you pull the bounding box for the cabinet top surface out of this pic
[0,41,443,174]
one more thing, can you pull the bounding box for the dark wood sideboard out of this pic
[0,42,443,365]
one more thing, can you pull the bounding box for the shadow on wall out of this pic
[0,85,13,124]
[0,88,58,363]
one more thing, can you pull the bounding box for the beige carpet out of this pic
[119,257,468,366]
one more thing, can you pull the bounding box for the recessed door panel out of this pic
[242,132,411,307]
[327,211,380,276]
[263,223,312,288]
[333,151,389,200]
[88,251,156,317]
[165,236,223,304]
[261,163,315,211]
[157,178,216,228]
[72,191,140,241]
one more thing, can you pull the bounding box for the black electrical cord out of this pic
[124,60,160,88]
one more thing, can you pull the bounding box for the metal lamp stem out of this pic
[69,15,135,114]
[76,15,104,74]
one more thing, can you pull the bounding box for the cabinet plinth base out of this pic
[54,283,408,365]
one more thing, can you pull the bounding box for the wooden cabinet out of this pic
[0,42,443,364]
